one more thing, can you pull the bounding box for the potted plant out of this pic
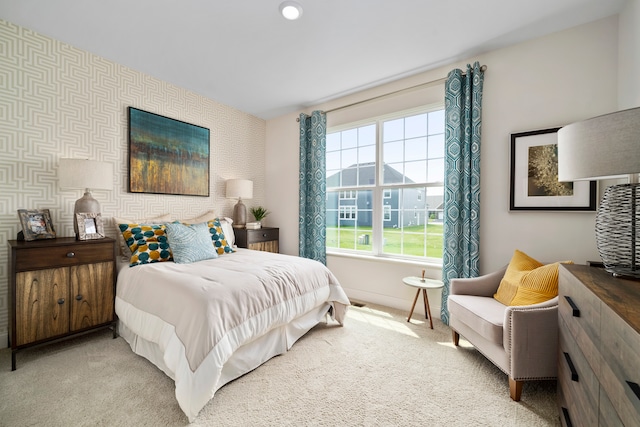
[250,206,270,227]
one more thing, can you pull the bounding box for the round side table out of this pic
[402,276,444,329]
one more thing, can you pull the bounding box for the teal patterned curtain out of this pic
[441,62,485,324]
[299,111,327,264]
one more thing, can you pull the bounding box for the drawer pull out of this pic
[57,298,65,305]
[66,252,75,258]
[262,233,268,238]
[563,352,579,382]
[561,407,573,427]
[627,381,640,401]
[564,296,580,317]
[75,294,83,301]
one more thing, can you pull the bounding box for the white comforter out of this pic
[115,249,349,421]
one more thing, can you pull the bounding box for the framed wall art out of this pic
[128,107,210,197]
[17,209,56,241]
[76,212,105,240]
[510,128,597,211]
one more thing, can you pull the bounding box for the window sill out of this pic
[326,251,442,270]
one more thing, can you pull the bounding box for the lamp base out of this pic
[595,183,640,280]
[233,199,247,229]
[73,191,101,238]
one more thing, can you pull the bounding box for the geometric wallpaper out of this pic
[0,20,266,345]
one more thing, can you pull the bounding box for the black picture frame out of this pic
[128,107,210,197]
[510,128,597,211]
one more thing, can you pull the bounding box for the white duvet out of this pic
[115,248,350,422]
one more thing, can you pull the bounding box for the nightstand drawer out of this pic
[246,228,279,244]
[14,241,114,271]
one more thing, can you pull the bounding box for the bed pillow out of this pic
[179,210,217,224]
[113,214,171,258]
[165,222,219,264]
[118,223,173,267]
[219,217,236,247]
[493,250,543,305]
[207,218,235,255]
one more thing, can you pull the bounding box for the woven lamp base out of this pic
[595,183,640,279]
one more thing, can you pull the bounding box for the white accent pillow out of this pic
[179,210,217,224]
[219,217,236,247]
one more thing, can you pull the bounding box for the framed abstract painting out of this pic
[128,107,210,197]
[510,127,596,211]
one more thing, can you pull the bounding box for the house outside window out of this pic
[326,105,444,261]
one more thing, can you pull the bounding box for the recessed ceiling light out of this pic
[279,1,303,20]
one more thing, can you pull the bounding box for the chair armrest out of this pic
[504,296,559,379]
[450,265,508,297]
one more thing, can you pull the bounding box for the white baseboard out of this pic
[0,332,8,349]
[343,287,442,318]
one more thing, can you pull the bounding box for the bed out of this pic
[115,244,350,422]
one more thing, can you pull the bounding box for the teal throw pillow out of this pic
[165,222,219,264]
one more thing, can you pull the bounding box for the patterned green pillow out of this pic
[206,219,235,255]
[165,222,219,264]
[118,223,172,267]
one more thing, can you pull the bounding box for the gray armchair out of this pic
[448,266,558,401]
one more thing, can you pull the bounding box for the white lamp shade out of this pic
[226,179,253,199]
[557,107,640,181]
[59,158,114,191]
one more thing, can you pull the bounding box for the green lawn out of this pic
[327,223,443,258]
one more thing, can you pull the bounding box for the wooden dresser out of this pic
[235,227,279,253]
[558,264,640,426]
[8,237,117,370]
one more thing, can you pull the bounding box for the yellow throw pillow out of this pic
[510,261,574,306]
[494,250,543,305]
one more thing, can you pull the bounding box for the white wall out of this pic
[265,16,622,316]
[619,0,640,109]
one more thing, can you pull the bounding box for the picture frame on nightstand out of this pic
[17,208,56,241]
[76,212,105,240]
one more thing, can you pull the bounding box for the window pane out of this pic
[383,163,404,184]
[383,140,403,163]
[358,144,375,164]
[326,151,340,171]
[428,110,445,135]
[358,124,376,146]
[405,137,427,162]
[327,132,341,152]
[342,128,358,149]
[404,160,427,183]
[341,148,357,169]
[428,134,444,159]
[427,159,444,183]
[325,189,373,252]
[405,113,427,139]
[358,164,375,186]
[383,118,404,142]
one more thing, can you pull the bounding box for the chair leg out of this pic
[509,377,523,401]
[452,330,459,346]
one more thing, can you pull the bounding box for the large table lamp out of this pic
[558,106,640,278]
[58,158,114,237]
[226,179,253,228]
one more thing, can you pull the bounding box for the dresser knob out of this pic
[57,298,65,305]
[75,294,83,301]
[66,252,75,258]
[262,233,268,237]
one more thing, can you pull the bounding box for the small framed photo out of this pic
[76,212,105,240]
[18,209,57,241]
[510,128,597,211]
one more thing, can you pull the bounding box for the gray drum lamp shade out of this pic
[557,106,640,279]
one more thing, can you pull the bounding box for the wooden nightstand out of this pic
[7,237,117,370]
[235,227,279,253]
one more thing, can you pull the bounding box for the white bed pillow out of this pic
[219,217,235,247]
[179,210,217,224]
[113,213,171,258]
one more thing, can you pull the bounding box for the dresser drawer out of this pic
[600,303,640,426]
[14,241,114,271]
[558,267,601,374]
[558,316,599,426]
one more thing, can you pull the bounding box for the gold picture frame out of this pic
[17,209,57,241]
[76,212,105,240]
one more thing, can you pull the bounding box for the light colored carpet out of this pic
[0,303,559,426]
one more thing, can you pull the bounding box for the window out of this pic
[326,106,444,261]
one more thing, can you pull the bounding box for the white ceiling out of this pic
[0,0,627,119]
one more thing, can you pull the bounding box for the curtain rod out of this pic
[296,65,487,121]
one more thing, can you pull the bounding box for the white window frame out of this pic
[326,104,444,263]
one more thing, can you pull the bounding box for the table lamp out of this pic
[226,179,253,228]
[558,106,640,278]
[58,158,114,238]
